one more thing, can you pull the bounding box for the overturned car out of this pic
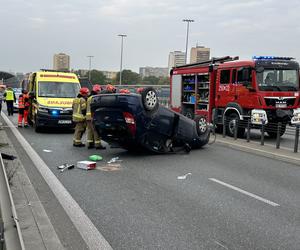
[90,87,210,153]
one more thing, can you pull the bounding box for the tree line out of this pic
[74,69,170,86]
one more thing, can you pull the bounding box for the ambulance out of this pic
[27,70,81,132]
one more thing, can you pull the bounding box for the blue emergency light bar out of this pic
[253,56,294,60]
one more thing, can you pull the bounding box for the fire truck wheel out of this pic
[141,87,159,112]
[183,108,194,119]
[194,116,208,135]
[266,123,286,138]
[226,113,245,137]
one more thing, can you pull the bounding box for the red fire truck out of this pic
[170,56,300,137]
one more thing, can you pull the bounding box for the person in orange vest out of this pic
[18,89,30,127]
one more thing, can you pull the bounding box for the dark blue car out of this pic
[90,87,210,153]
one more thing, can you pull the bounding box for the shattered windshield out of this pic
[38,81,80,98]
[257,69,299,91]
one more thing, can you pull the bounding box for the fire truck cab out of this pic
[170,56,300,137]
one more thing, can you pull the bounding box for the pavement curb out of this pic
[0,117,65,250]
[216,137,300,166]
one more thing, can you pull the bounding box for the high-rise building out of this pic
[190,46,210,64]
[139,67,168,78]
[168,51,186,72]
[101,71,118,80]
[53,53,70,71]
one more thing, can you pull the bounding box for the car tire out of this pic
[141,87,159,112]
[225,113,245,137]
[182,108,194,119]
[194,115,208,136]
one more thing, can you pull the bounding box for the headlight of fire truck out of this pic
[251,109,268,125]
[291,108,300,125]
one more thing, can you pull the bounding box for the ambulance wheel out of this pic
[225,113,245,137]
[34,117,41,132]
[141,87,159,112]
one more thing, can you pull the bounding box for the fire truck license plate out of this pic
[58,120,72,124]
[276,103,287,108]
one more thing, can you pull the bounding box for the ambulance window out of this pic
[220,70,230,84]
[232,69,237,83]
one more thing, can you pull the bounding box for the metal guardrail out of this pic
[216,118,300,153]
[0,154,25,250]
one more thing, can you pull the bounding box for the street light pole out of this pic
[87,55,94,82]
[118,34,127,85]
[183,19,194,64]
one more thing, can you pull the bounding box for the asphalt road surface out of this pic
[3,112,300,249]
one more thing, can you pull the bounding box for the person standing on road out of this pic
[4,87,16,116]
[86,84,106,150]
[72,87,89,147]
[101,84,116,94]
[17,89,30,127]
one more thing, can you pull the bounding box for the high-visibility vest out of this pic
[5,90,14,101]
[72,97,87,122]
[18,94,25,109]
[86,95,93,121]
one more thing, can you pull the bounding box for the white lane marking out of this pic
[2,113,113,250]
[209,178,280,207]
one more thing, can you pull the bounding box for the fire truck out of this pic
[170,56,300,137]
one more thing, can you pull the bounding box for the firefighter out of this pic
[86,84,106,149]
[136,87,144,94]
[101,84,116,94]
[72,87,89,147]
[4,87,16,116]
[119,88,130,94]
[18,89,30,127]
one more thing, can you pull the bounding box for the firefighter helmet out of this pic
[136,87,144,93]
[106,84,116,93]
[119,88,130,94]
[79,87,89,96]
[92,84,101,93]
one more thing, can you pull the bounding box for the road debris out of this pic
[1,152,17,160]
[77,161,96,170]
[89,155,103,161]
[177,173,192,180]
[97,164,121,172]
[43,149,52,153]
[60,164,75,173]
[107,157,122,164]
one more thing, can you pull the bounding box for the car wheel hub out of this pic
[229,119,237,134]
[145,91,157,108]
[198,118,207,133]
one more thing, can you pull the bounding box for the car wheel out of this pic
[194,116,208,136]
[182,108,194,119]
[225,113,245,137]
[141,87,159,111]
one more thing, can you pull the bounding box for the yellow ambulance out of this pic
[27,70,81,132]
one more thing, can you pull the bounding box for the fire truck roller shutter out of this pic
[224,103,245,137]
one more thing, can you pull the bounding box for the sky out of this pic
[1,0,300,74]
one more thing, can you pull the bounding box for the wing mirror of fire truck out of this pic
[209,64,214,72]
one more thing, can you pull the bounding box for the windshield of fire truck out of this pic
[257,69,299,91]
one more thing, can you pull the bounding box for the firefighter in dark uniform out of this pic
[86,84,106,149]
[17,89,30,127]
[72,87,89,147]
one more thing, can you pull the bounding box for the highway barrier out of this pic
[0,154,25,250]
